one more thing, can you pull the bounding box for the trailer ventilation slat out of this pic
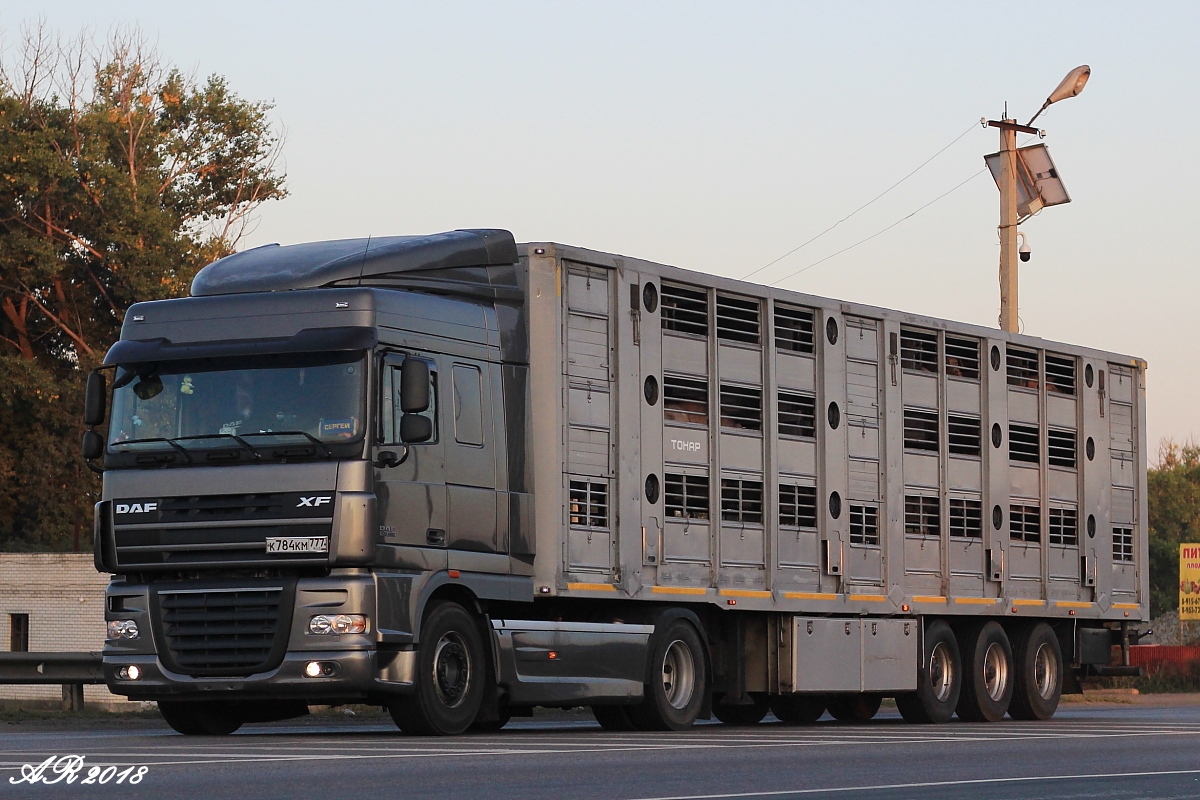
[1049,506,1078,546]
[1007,347,1040,390]
[849,504,879,545]
[1045,353,1077,396]
[774,303,815,354]
[778,391,817,438]
[1048,428,1078,469]
[569,480,609,528]
[1009,423,1040,464]
[661,283,708,337]
[904,495,940,536]
[665,474,710,520]
[156,587,289,676]
[900,328,938,373]
[779,484,818,528]
[715,294,761,345]
[948,414,981,457]
[721,479,764,524]
[1113,527,1134,562]
[945,335,980,380]
[720,384,762,431]
[903,408,939,452]
[949,498,983,538]
[1010,503,1042,542]
[663,375,708,426]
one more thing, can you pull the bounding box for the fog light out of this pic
[117,665,142,680]
[309,614,367,635]
[107,619,139,640]
[303,661,338,678]
[304,661,323,678]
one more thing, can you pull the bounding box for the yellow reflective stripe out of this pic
[1112,603,1140,610]
[954,597,999,605]
[718,589,772,598]
[1012,599,1047,606]
[911,595,947,604]
[651,586,707,596]
[1055,601,1094,609]
[849,594,888,603]
[566,582,616,593]
[784,592,838,601]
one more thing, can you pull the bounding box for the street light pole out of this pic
[998,119,1020,333]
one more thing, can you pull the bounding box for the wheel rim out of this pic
[661,639,696,710]
[982,642,1009,702]
[1032,642,1057,700]
[432,632,471,708]
[929,641,955,703]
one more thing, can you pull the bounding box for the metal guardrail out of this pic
[0,652,105,711]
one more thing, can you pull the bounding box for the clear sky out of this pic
[4,1,1196,452]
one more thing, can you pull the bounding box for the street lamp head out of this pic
[1047,65,1091,105]
[1027,65,1091,126]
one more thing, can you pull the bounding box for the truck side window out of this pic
[451,364,484,446]
[381,357,437,444]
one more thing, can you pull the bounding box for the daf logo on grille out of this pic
[116,502,158,514]
[298,496,332,508]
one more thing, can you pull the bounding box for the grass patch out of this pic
[1089,659,1200,694]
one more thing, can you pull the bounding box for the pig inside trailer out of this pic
[88,230,1146,735]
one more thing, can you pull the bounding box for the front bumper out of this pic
[105,648,416,702]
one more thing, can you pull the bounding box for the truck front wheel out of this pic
[389,601,486,736]
[158,701,242,736]
[630,619,708,731]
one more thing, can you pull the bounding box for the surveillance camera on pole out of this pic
[984,65,1089,333]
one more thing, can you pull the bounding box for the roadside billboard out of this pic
[1180,543,1200,620]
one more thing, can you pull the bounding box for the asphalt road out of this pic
[3,704,1200,800]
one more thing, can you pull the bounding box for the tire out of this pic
[896,619,961,724]
[629,619,708,731]
[388,601,486,736]
[826,694,881,723]
[771,695,826,725]
[956,621,1014,722]
[158,701,242,736]
[592,705,639,731]
[712,694,770,725]
[1009,622,1063,721]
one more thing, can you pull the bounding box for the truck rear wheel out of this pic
[629,619,707,731]
[771,694,826,724]
[896,619,961,724]
[388,601,486,736]
[158,701,242,736]
[712,694,770,725]
[956,621,1014,722]
[1008,622,1062,720]
[826,694,881,722]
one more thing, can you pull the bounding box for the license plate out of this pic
[265,537,329,554]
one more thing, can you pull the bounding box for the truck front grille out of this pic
[153,583,294,677]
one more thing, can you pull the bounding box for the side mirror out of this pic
[400,359,430,413]
[84,371,107,426]
[82,430,105,461]
[400,413,433,444]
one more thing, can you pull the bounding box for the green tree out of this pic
[0,24,286,550]
[1147,440,1200,617]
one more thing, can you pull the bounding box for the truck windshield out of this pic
[108,351,366,454]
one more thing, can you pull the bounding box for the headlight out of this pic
[308,614,367,635]
[107,619,139,640]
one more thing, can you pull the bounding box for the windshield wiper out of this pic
[171,433,261,461]
[111,437,194,464]
[240,430,333,459]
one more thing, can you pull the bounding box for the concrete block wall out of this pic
[0,553,142,709]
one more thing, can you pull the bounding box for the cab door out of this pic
[443,358,503,555]
[374,352,446,551]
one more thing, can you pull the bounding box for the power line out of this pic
[769,168,989,286]
[745,121,979,281]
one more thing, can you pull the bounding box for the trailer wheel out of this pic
[771,695,826,724]
[896,619,961,724]
[712,694,770,725]
[956,621,1014,722]
[592,705,638,731]
[1008,622,1062,720]
[388,601,486,736]
[158,701,242,736]
[826,694,881,723]
[629,619,707,731]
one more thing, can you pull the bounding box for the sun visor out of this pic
[103,326,378,366]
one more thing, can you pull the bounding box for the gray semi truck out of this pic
[84,229,1147,735]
